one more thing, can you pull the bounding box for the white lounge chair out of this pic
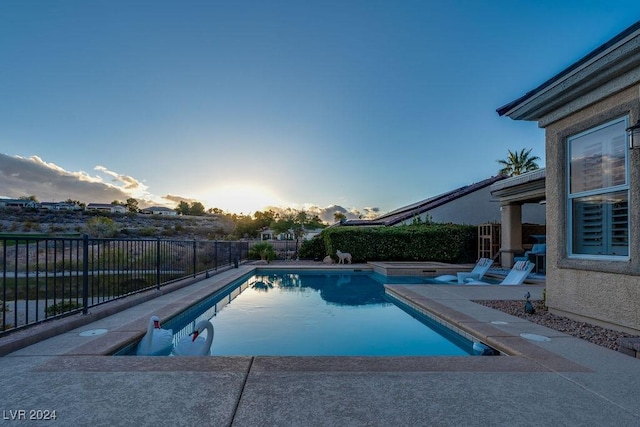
[465,260,534,286]
[435,258,493,284]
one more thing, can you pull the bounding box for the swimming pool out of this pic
[121,270,476,356]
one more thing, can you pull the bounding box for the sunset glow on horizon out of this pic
[199,183,286,215]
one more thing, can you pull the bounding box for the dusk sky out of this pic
[2,1,640,220]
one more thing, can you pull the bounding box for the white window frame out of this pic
[567,116,630,260]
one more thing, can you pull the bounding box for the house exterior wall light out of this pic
[629,86,640,149]
[627,119,640,149]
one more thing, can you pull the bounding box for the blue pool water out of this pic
[121,270,475,356]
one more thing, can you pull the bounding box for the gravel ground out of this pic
[474,299,639,351]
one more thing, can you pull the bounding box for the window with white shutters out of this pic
[568,117,629,258]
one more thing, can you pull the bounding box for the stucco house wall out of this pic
[141,207,177,216]
[545,85,640,333]
[398,186,545,225]
[86,203,127,214]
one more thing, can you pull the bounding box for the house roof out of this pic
[87,203,121,208]
[341,175,506,227]
[497,20,640,122]
[490,168,546,204]
[0,198,38,205]
[142,206,175,212]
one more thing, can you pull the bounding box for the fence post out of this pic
[156,239,161,290]
[193,240,197,278]
[82,234,89,315]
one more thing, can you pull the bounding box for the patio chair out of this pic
[434,258,493,284]
[514,243,546,263]
[465,260,535,285]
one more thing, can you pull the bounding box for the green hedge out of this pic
[298,235,327,260]
[299,224,477,264]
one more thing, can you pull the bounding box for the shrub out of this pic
[137,226,159,237]
[161,228,177,237]
[249,242,276,262]
[119,278,150,294]
[23,220,41,232]
[298,236,327,260]
[85,217,118,238]
[48,225,67,233]
[45,300,81,316]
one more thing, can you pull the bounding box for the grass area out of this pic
[0,273,177,299]
[0,233,83,246]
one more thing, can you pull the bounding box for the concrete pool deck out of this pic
[1,262,639,426]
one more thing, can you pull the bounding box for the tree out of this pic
[497,148,540,177]
[208,207,225,215]
[19,195,38,202]
[253,210,276,230]
[64,198,85,209]
[189,202,205,216]
[306,214,325,230]
[234,215,258,238]
[271,210,325,258]
[271,216,294,238]
[125,198,139,213]
[175,201,190,215]
[334,212,346,223]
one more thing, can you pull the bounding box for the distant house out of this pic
[497,21,640,333]
[85,203,126,214]
[140,206,177,216]
[260,228,294,241]
[0,198,39,209]
[40,202,81,211]
[341,176,545,227]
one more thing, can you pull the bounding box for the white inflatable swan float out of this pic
[173,320,214,356]
[136,316,174,356]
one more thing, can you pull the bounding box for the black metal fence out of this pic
[247,239,300,259]
[0,235,248,335]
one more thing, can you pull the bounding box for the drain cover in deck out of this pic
[79,329,108,337]
[520,333,550,342]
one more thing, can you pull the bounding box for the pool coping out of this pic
[384,286,591,373]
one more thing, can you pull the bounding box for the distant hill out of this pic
[0,209,235,240]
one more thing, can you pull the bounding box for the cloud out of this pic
[163,194,200,205]
[266,204,382,224]
[0,154,166,207]
[94,165,148,191]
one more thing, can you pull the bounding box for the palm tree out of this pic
[497,148,540,176]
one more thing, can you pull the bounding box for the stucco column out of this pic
[500,203,522,267]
